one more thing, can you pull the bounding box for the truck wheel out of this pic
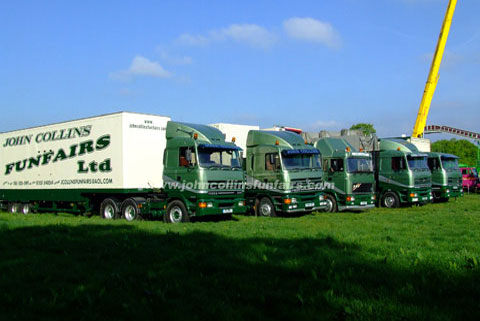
[165,200,190,223]
[121,198,140,222]
[100,198,120,219]
[8,203,19,214]
[324,195,337,213]
[21,203,31,215]
[257,197,276,217]
[382,192,399,208]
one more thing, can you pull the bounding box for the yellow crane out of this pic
[412,0,457,138]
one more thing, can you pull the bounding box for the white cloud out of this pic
[283,17,342,49]
[158,49,193,65]
[110,55,172,80]
[177,33,209,46]
[176,23,277,48]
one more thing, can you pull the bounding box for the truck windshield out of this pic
[347,157,373,173]
[441,157,459,170]
[197,147,241,169]
[282,154,322,170]
[407,156,429,170]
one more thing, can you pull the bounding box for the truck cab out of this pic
[374,139,433,207]
[314,138,376,212]
[427,152,463,201]
[460,166,480,192]
[160,122,246,222]
[245,130,327,216]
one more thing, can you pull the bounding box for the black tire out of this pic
[256,197,276,217]
[100,198,121,219]
[324,194,337,213]
[21,203,31,215]
[8,203,19,214]
[121,198,141,222]
[164,200,190,223]
[382,192,399,208]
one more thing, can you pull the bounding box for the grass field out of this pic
[1,195,479,321]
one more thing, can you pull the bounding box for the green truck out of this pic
[211,124,327,216]
[427,152,463,201]
[0,112,246,223]
[313,138,376,212]
[245,130,327,216]
[374,139,433,208]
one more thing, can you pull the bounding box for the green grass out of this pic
[1,196,479,321]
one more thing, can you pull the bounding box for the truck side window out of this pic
[323,159,329,171]
[427,158,439,170]
[391,157,405,171]
[179,147,196,167]
[265,153,281,171]
[330,159,344,172]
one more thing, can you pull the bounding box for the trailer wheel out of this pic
[21,203,31,215]
[8,203,19,214]
[257,197,276,217]
[382,192,399,208]
[100,198,120,219]
[324,195,337,213]
[165,200,190,223]
[121,198,140,222]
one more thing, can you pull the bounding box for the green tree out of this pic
[350,123,376,136]
[431,138,478,166]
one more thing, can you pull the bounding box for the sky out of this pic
[1,0,479,141]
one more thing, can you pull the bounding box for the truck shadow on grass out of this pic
[0,224,479,321]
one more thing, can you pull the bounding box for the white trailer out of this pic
[210,123,259,155]
[1,112,170,216]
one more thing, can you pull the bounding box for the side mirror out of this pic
[269,154,275,166]
[185,149,192,163]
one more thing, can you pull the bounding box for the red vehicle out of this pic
[460,167,480,192]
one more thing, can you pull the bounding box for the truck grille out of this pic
[414,177,431,186]
[291,178,323,190]
[207,180,243,190]
[352,183,373,193]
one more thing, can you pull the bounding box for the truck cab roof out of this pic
[379,138,426,156]
[428,152,459,159]
[247,130,315,151]
[166,121,239,149]
[314,137,370,158]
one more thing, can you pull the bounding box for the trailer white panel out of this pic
[0,112,170,191]
[210,123,259,154]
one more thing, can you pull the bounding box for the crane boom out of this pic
[412,0,457,138]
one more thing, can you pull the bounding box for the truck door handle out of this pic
[177,176,181,181]
[264,179,268,183]
[328,177,333,181]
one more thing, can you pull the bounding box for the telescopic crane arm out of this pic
[412,0,457,138]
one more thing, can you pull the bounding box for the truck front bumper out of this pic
[281,192,327,213]
[194,197,247,216]
[339,194,376,211]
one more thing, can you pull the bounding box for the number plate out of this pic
[360,201,367,206]
[305,202,314,208]
[222,208,233,214]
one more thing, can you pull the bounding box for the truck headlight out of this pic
[207,202,214,208]
[319,195,325,201]
[409,193,417,198]
[291,198,297,204]
[371,195,376,201]
[238,201,245,206]
[346,196,355,202]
